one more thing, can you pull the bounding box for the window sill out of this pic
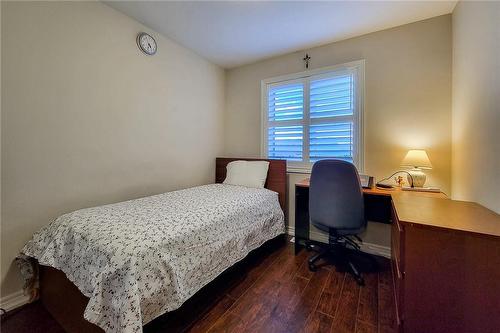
[287,167,312,174]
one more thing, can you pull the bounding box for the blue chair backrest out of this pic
[309,159,366,230]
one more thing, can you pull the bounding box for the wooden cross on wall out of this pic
[303,53,311,69]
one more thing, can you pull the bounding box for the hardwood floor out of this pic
[1,237,397,333]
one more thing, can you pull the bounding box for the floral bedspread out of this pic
[17,184,285,332]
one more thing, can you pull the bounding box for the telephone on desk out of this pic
[359,174,374,189]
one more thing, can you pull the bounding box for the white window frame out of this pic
[261,60,365,173]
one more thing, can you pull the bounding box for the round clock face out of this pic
[137,32,157,55]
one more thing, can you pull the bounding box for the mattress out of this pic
[18,184,285,333]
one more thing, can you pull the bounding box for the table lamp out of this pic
[401,149,432,187]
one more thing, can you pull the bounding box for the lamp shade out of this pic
[401,150,432,169]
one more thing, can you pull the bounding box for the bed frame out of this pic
[39,157,287,333]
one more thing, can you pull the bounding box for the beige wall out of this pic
[1,3,464,301]
[1,1,225,297]
[225,15,452,231]
[451,1,500,213]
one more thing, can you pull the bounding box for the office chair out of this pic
[307,159,370,286]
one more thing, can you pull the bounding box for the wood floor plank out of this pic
[243,248,308,298]
[274,275,310,314]
[296,256,315,280]
[242,302,289,333]
[266,275,310,327]
[227,288,265,319]
[331,276,362,333]
[187,295,235,333]
[301,311,334,333]
[356,271,378,327]
[230,295,269,331]
[287,267,331,332]
[378,262,398,333]
[226,244,285,299]
[240,275,309,332]
[317,269,346,316]
[228,253,304,319]
[355,320,377,333]
[206,312,245,333]
[229,248,308,324]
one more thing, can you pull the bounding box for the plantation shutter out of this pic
[309,74,354,162]
[263,63,362,168]
[267,83,304,161]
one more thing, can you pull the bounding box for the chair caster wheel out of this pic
[308,262,317,272]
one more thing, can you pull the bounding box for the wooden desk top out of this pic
[296,178,500,238]
[392,193,500,238]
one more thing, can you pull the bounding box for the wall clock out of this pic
[136,32,157,55]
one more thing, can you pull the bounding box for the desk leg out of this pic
[294,186,310,255]
[294,237,302,255]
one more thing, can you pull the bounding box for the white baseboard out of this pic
[287,226,391,258]
[0,290,30,312]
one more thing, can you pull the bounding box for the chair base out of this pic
[306,241,377,286]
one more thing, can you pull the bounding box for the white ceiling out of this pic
[105,1,457,68]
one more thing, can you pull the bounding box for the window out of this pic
[262,61,364,171]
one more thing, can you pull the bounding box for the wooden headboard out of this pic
[215,157,287,212]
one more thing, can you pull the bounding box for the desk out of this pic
[294,178,447,254]
[294,178,500,333]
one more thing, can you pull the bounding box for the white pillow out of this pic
[223,160,270,188]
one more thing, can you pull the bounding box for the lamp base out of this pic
[407,168,427,187]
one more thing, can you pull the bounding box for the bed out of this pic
[17,157,286,333]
